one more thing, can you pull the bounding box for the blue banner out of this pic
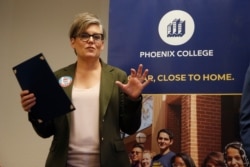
[108,1,250,94]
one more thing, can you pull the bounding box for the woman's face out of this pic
[172,157,186,167]
[141,152,152,167]
[206,160,220,167]
[70,24,104,59]
[225,147,244,167]
[157,132,173,151]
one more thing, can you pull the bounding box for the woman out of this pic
[20,12,151,167]
[171,153,196,167]
[202,151,225,167]
[224,141,250,167]
[141,150,153,167]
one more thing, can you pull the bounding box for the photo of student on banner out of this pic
[171,152,196,167]
[151,129,175,167]
[130,144,144,167]
[224,141,250,167]
[141,150,154,167]
[201,151,225,167]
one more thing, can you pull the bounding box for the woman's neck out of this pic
[74,58,101,89]
[76,58,101,71]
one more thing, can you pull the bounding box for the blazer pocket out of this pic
[114,140,126,152]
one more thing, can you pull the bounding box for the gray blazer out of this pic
[29,60,142,167]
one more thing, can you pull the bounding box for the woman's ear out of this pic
[70,38,75,48]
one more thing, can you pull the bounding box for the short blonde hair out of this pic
[69,12,105,39]
[142,150,155,158]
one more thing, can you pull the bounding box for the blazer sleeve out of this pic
[240,64,250,160]
[28,114,55,138]
[117,69,142,135]
[119,94,142,135]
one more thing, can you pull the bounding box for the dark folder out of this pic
[12,53,75,122]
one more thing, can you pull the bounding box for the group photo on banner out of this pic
[108,1,250,167]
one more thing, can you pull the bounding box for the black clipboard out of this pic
[12,53,75,122]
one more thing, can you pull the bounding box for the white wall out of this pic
[0,0,109,166]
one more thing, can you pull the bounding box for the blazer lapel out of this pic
[99,63,115,118]
[56,63,76,126]
[56,61,115,119]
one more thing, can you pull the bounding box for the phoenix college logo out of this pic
[167,18,186,37]
[158,10,195,46]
